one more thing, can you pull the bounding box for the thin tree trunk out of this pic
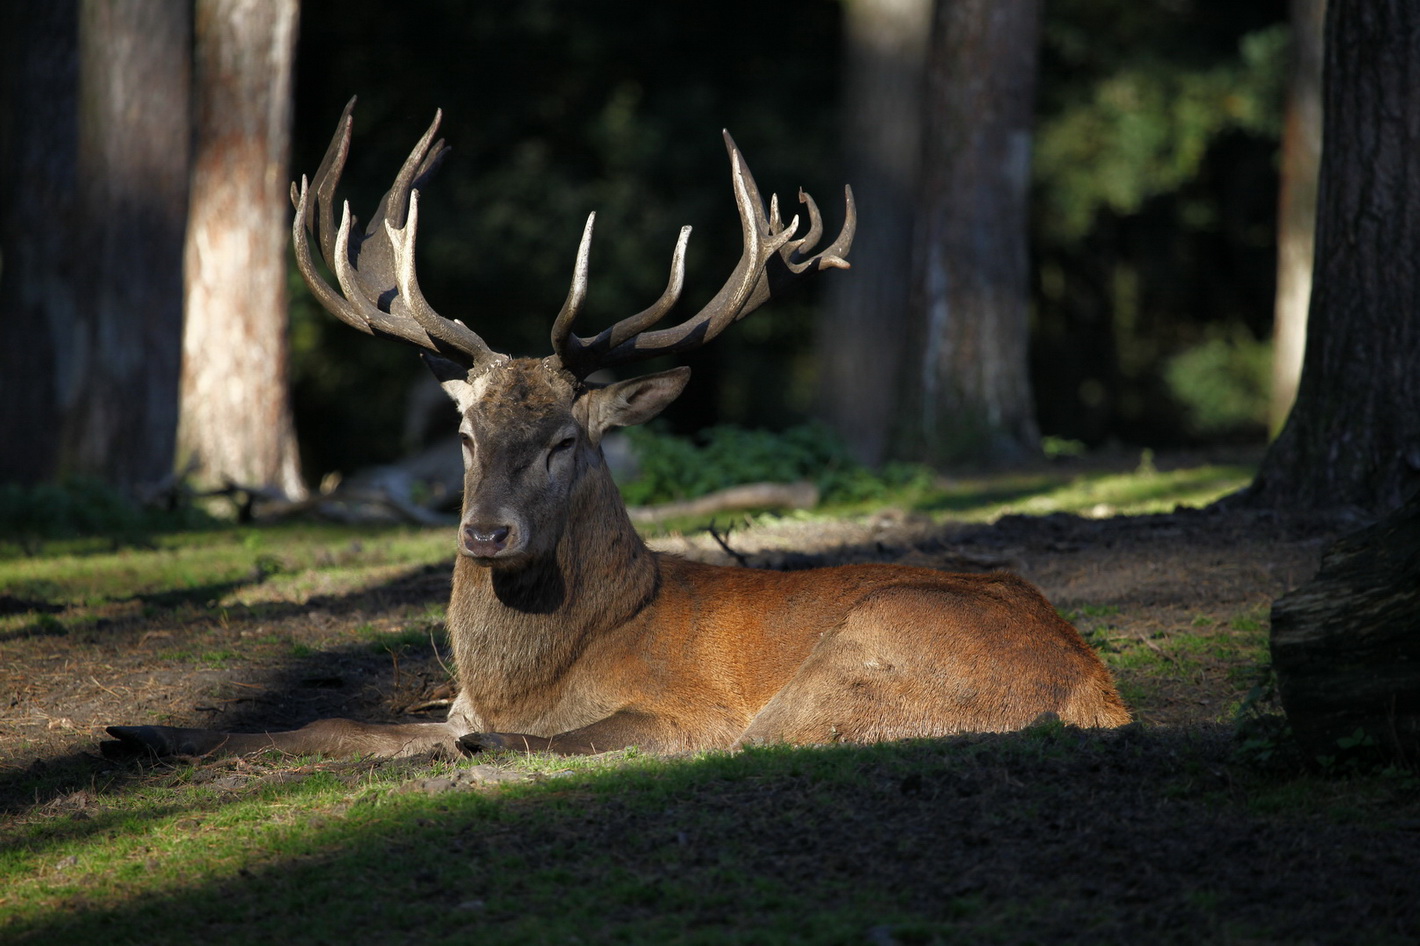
[1269,0,1326,436]
[60,0,190,491]
[815,0,932,466]
[179,0,305,500]
[0,5,77,485]
[902,0,1042,465]
[1243,0,1420,515]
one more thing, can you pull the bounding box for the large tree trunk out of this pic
[901,0,1042,465]
[58,0,191,491]
[1269,0,1326,437]
[0,5,78,486]
[1270,493,1420,767]
[179,0,305,500]
[1244,0,1420,515]
[814,0,932,466]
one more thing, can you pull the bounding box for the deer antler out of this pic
[549,131,855,379]
[293,104,853,381]
[290,97,502,370]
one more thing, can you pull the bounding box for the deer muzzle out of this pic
[461,522,513,561]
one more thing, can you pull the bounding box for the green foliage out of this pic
[1032,3,1288,448]
[1036,13,1287,240]
[0,479,213,555]
[1164,329,1272,438]
[1040,436,1087,460]
[618,423,931,507]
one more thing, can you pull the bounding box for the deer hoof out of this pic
[101,725,225,759]
[457,732,509,753]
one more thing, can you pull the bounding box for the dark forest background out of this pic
[7,0,1357,510]
[285,0,1287,478]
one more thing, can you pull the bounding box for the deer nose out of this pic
[462,523,511,558]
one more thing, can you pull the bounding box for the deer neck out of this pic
[448,461,657,706]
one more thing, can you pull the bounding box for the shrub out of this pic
[1164,330,1272,438]
[619,423,932,507]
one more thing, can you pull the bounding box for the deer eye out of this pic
[544,435,576,470]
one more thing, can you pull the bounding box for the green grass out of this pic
[857,460,1253,523]
[638,458,1252,537]
[1066,601,1274,726]
[0,523,453,639]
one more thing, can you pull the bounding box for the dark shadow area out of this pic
[6,726,1418,944]
[0,558,454,819]
[1,578,259,643]
[0,596,64,616]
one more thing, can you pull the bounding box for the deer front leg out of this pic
[459,710,700,756]
[103,718,463,759]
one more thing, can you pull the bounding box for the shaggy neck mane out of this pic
[448,456,658,712]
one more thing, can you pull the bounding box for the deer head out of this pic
[291,98,854,565]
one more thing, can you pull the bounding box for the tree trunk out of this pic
[58,0,190,491]
[901,0,1042,465]
[1269,0,1326,437]
[1270,492,1420,767]
[0,5,77,486]
[814,0,932,466]
[1243,0,1420,515]
[179,0,305,500]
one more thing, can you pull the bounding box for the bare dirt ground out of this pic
[4,504,1418,942]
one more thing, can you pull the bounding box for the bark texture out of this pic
[1270,493,1420,766]
[59,0,191,490]
[0,5,77,485]
[1246,0,1420,514]
[902,0,1042,465]
[1269,0,1326,436]
[179,0,305,499]
[814,0,932,466]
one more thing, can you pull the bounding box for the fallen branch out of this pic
[628,481,819,525]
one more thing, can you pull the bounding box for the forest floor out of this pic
[2,476,1418,943]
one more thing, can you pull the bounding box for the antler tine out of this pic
[607,225,691,348]
[290,99,502,370]
[549,213,597,361]
[550,131,853,379]
[299,96,356,276]
[291,177,375,338]
[361,106,449,259]
[785,190,823,262]
[551,216,693,376]
[386,190,491,357]
[330,198,453,349]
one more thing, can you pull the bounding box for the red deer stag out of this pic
[104,100,1129,759]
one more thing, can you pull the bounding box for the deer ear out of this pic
[583,367,691,442]
[422,353,472,404]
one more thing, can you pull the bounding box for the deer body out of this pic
[104,101,1128,761]
[451,556,1129,753]
[434,363,1127,755]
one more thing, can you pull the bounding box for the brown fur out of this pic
[106,359,1129,760]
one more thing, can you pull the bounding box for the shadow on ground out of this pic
[7,725,1419,945]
